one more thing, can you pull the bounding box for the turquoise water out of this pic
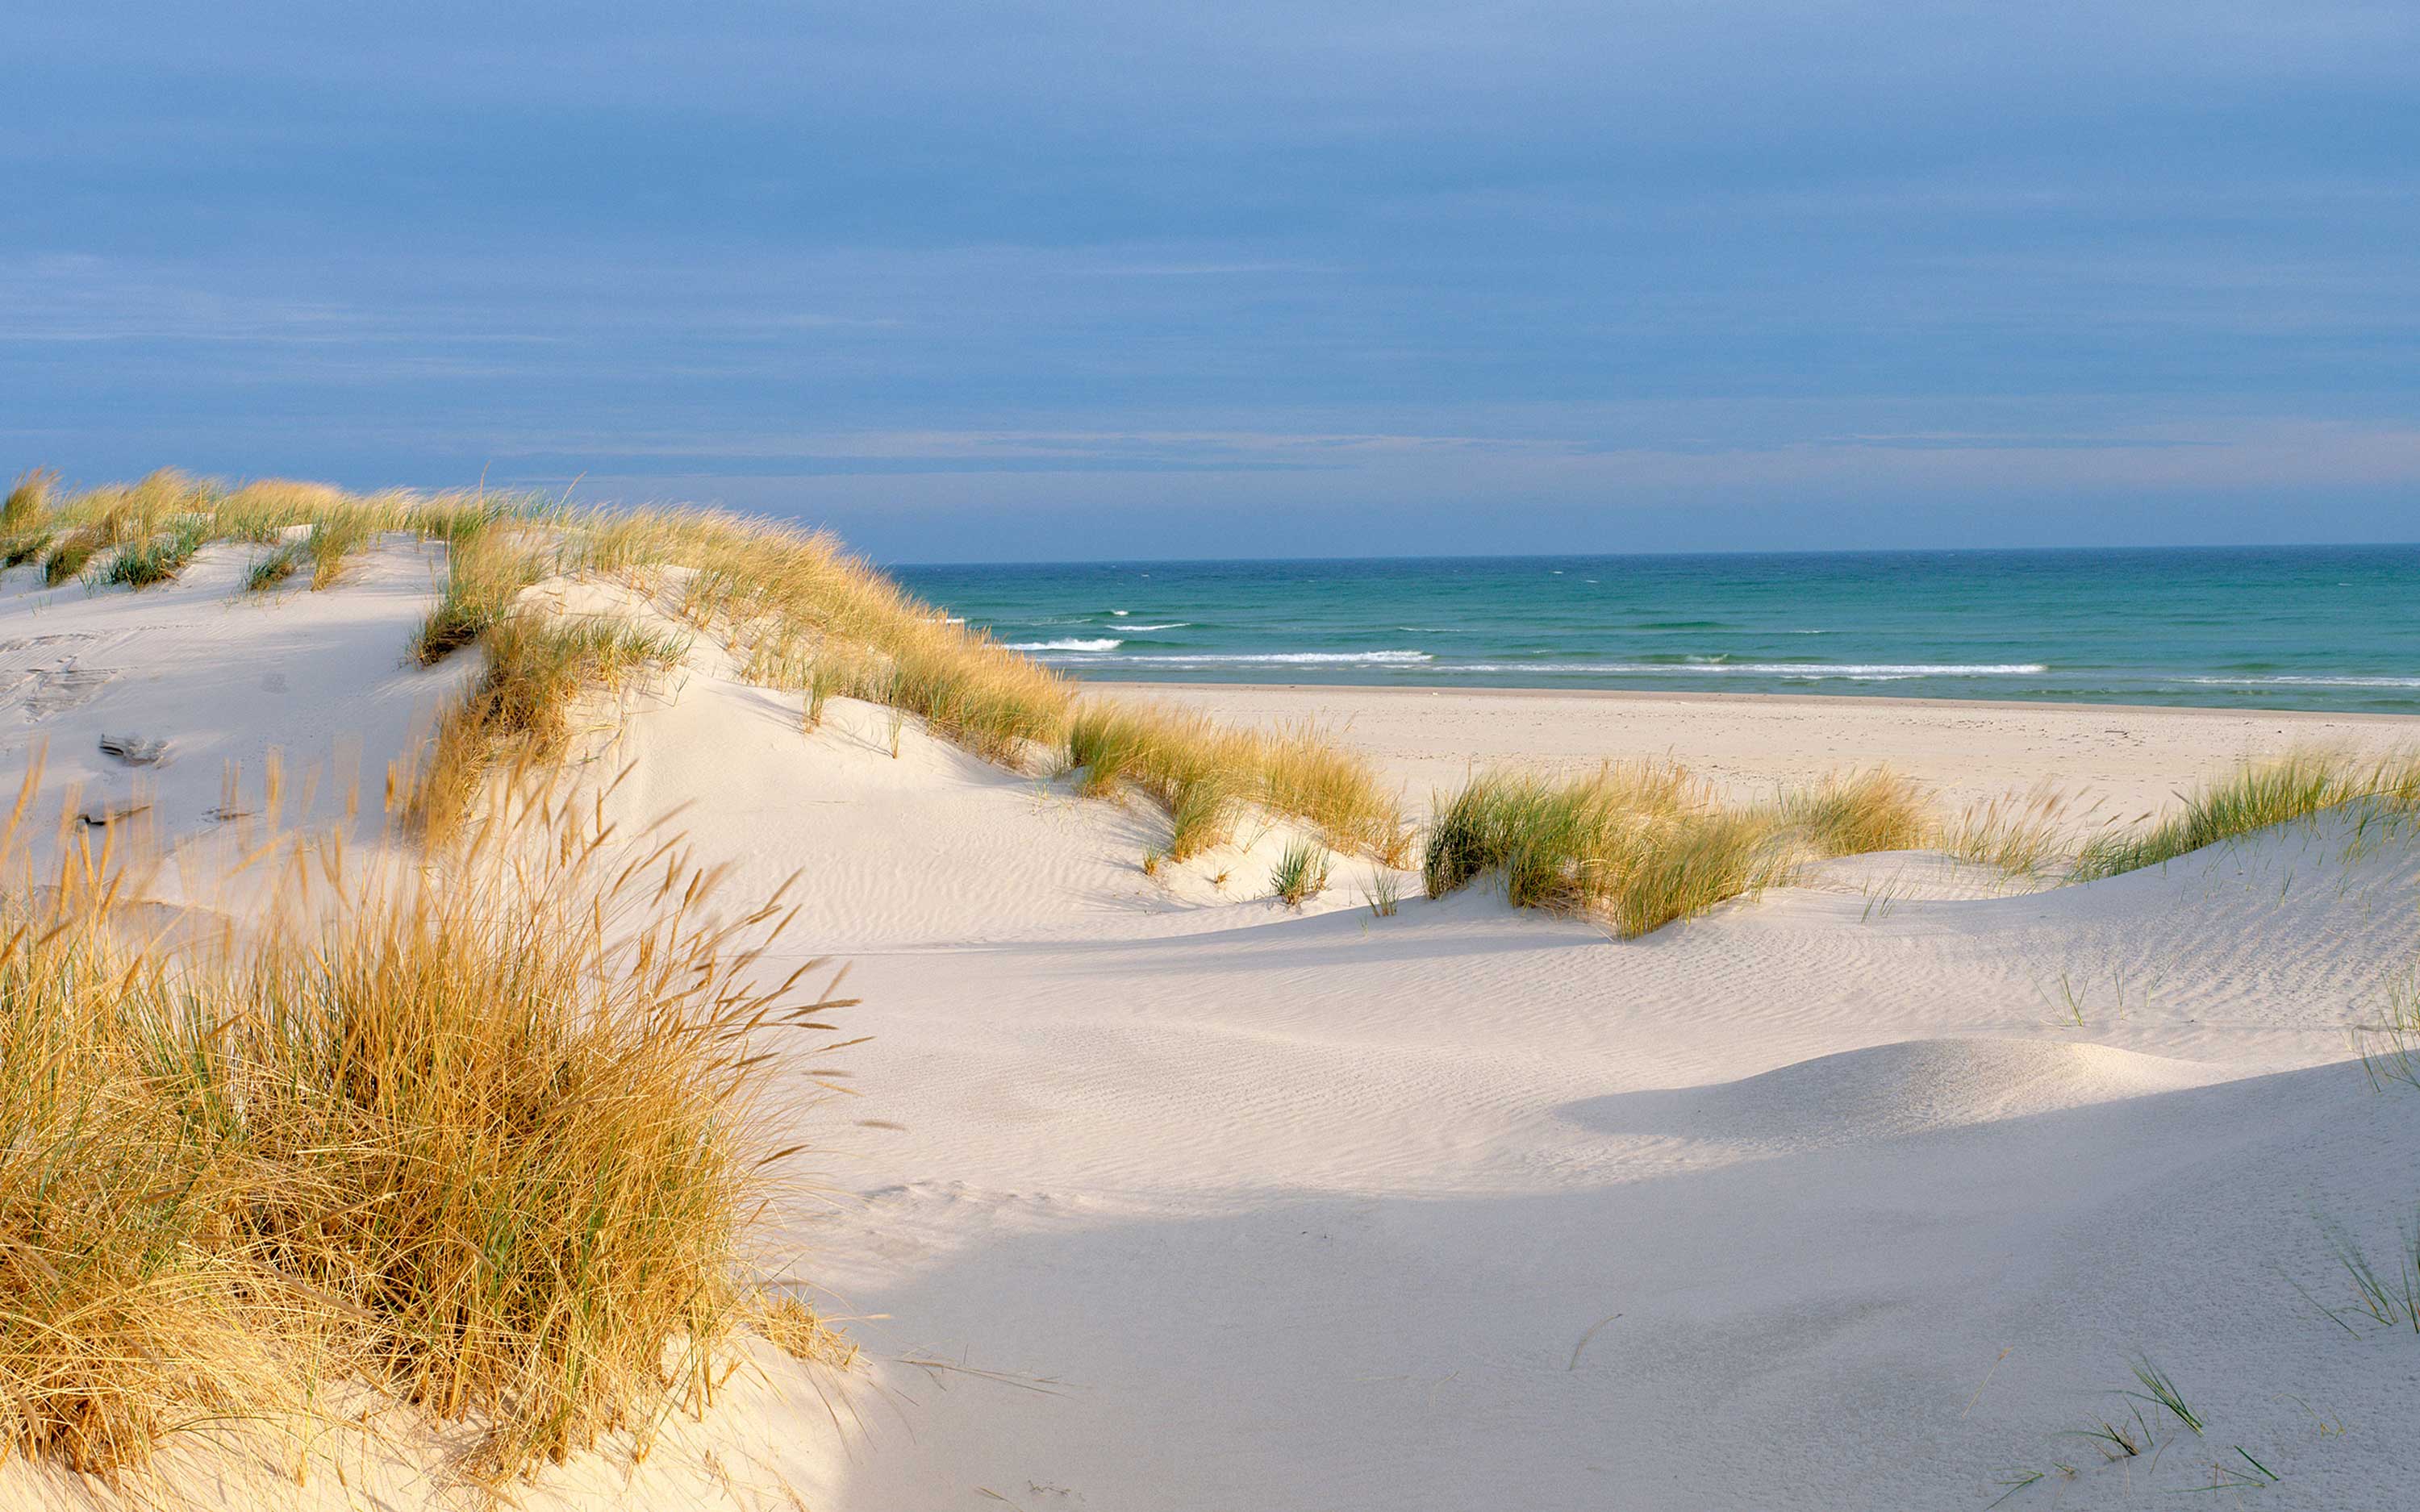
[890,547,2420,714]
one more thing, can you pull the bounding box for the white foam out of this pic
[1006,637,1124,652]
[1037,649,1435,666]
[2183,673,2420,689]
[1442,661,2048,677]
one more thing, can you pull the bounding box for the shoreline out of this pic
[1087,677,2420,723]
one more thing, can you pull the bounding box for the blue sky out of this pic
[7,2,2416,561]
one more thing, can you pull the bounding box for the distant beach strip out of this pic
[895,544,2420,713]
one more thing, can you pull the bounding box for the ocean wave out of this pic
[1035,649,1435,666]
[2182,674,2420,689]
[1123,622,1190,631]
[1005,637,1124,652]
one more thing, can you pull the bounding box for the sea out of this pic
[889,545,2420,714]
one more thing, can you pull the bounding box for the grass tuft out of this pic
[1363,867,1402,917]
[1944,784,2074,877]
[102,519,209,589]
[3,469,56,531]
[1270,839,1330,908]
[2072,749,2420,880]
[42,532,98,586]
[410,612,690,840]
[2122,1355,2205,1435]
[1066,702,1403,862]
[0,764,854,1485]
[1780,767,1933,856]
[412,518,546,664]
[246,540,303,592]
[1425,764,1800,936]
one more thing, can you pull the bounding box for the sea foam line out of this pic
[1032,649,1434,665]
[1444,661,2050,677]
[2183,673,2420,689]
[1004,637,1124,652]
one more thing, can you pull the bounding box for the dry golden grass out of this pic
[14,472,1412,865]
[1942,783,2076,877]
[410,611,690,840]
[1427,762,1941,936]
[413,514,549,664]
[2,468,54,531]
[0,807,291,1475]
[0,764,854,1487]
[1067,701,1406,861]
[754,1293,862,1372]
[1780,767,1934,856]
[1425,763,1791,935]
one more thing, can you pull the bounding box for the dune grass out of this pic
[0,765,853,1485]
[412,514,548,664]
[2,469,52,531]
[1066,700,1405,861]
[102,518,210,588]
[1425,762,1938,937]
[0,473,54,572]
[2071,749,2420,881]
[411,611,691,839]
[1781,768,1934,856]
[41,532,98,585]
[245,539,304,591]
[13,473,1415,868]
[1270,839,1330,908]
[1943,784,2074,877]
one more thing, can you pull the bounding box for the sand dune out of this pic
[6,546,2418,1509]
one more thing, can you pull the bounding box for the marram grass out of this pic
[1425,762,1932,936]
[12,471,1413,866]
[2072,748,2420,881]
[0,765,857,1488]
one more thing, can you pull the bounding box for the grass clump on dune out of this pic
[1428,762,1938,937]
[41,532,99,585]
[1780,767,1934,856]
[245,539,304,591]
[219,785,845,1479]
[0,823,286,1474]
[2,469,53,531]
[1068,700,1406,862]
[413,513,549,664]
[411,611,691,839]
[2071,749,2420,881]
[1270,839,1331,907]
[1069,701,1251,860]
[1,470,55,566]
[102,518,210,588]
[0,766,853,1486]
[1942,784,2074,877]
[1425,763,1796,935]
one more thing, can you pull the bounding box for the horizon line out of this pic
[879,538,2420,571]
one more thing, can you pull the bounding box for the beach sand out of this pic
[6,550,2418,1510]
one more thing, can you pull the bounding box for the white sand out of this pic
[8,556,2420,1510]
